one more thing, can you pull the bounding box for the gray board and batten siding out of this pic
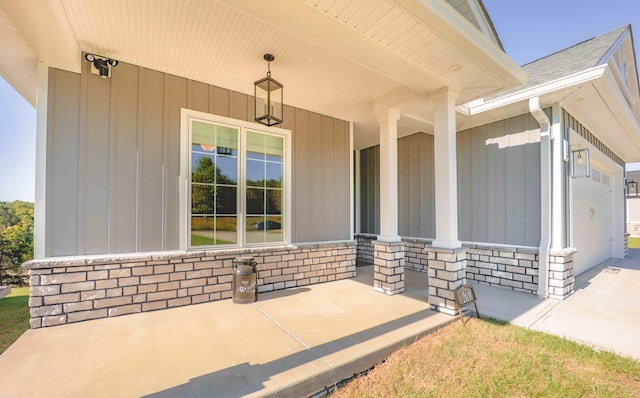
[359,112,542,247]
[457,112,541,247]
[359,145,380,235]
[359,133,435,237]
[46,60,350,257]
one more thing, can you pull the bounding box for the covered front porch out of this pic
[1,0,525,326]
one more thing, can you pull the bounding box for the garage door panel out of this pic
[572,168,613,276]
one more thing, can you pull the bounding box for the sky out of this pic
[0,77,35,202]
[1,0,640,201]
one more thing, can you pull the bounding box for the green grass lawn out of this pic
[334,318,640,397]
[628,237,640,249]
[0,286,30,354]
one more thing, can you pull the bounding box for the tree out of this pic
[0,201,34,285]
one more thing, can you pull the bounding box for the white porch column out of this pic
[34,61,49,259]
[432,87,461,249]
[377,110,401,242]
[373,110,404,295]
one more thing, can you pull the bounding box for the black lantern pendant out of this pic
[254,54,283,127]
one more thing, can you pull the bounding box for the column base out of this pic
[425,246,467,315]
[373,240,405,295]
[548,248,576,300]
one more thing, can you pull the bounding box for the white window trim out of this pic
[180,108,292,251]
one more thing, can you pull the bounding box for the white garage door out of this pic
[572,166,613,276]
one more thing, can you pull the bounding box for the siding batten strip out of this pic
[136,67,145,253]
[162,74,169,251]
[77,61,89,255]
[108,69,118,254]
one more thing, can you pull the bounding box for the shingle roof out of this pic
[494,25,629,97]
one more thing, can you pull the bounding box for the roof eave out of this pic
[466,65,607,115]
[593,68,640,162]
[398,0,526,88]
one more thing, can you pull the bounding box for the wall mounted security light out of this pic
[254,54,283,127]
[570,148,590,178]
[84,53,119,78]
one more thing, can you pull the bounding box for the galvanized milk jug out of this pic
[232,256,257,304]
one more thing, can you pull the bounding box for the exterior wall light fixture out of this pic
[84,53,119,78]
[254,54,283,127]
[570,148,590,178]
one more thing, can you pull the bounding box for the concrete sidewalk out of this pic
[471,251,640,361]
[529,252,640,360]
[0,266,452,398]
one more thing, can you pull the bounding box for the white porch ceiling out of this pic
[0,0,525,148]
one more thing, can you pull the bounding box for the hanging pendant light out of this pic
[254,54,283,127]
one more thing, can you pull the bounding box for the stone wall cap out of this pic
[549,247,577,256]
[424,246,467,254]
[464,242,538,252]
[516,247,540,254]
[401,237,433,244]
[373,240,405,246]
[354,233,377,238]
[22,241,356,269]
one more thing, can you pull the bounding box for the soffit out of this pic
[0,4,36,106]
[60,0,400,123]
[289,0,521,101]
[59,0,523,104]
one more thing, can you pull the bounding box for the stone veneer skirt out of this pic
[24,242,356,328]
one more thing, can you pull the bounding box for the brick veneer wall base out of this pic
[355,234,375,263]
[624,233,630,258]
[403,238,433,272]
[466,245,539,295]
[548,248,576,300]
[24,242,356,328]
[356,234,432,271]
[373,241,405,295]
[426,246,467,315]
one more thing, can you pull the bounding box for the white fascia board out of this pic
[468,65,608,115]
[465,0,502,49]
[397,0,526,86]
[2,0,80,73]
[597,26,629,66]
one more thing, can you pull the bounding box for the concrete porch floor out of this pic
[0,266,452,398]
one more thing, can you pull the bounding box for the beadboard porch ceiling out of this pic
[0,0,525,149]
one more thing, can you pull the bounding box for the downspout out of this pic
[529,97,551,299]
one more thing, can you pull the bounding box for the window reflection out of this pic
[246,131,284,244]
[246,188,265,214]
[190,120,285,247]
[191,121,239,246]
